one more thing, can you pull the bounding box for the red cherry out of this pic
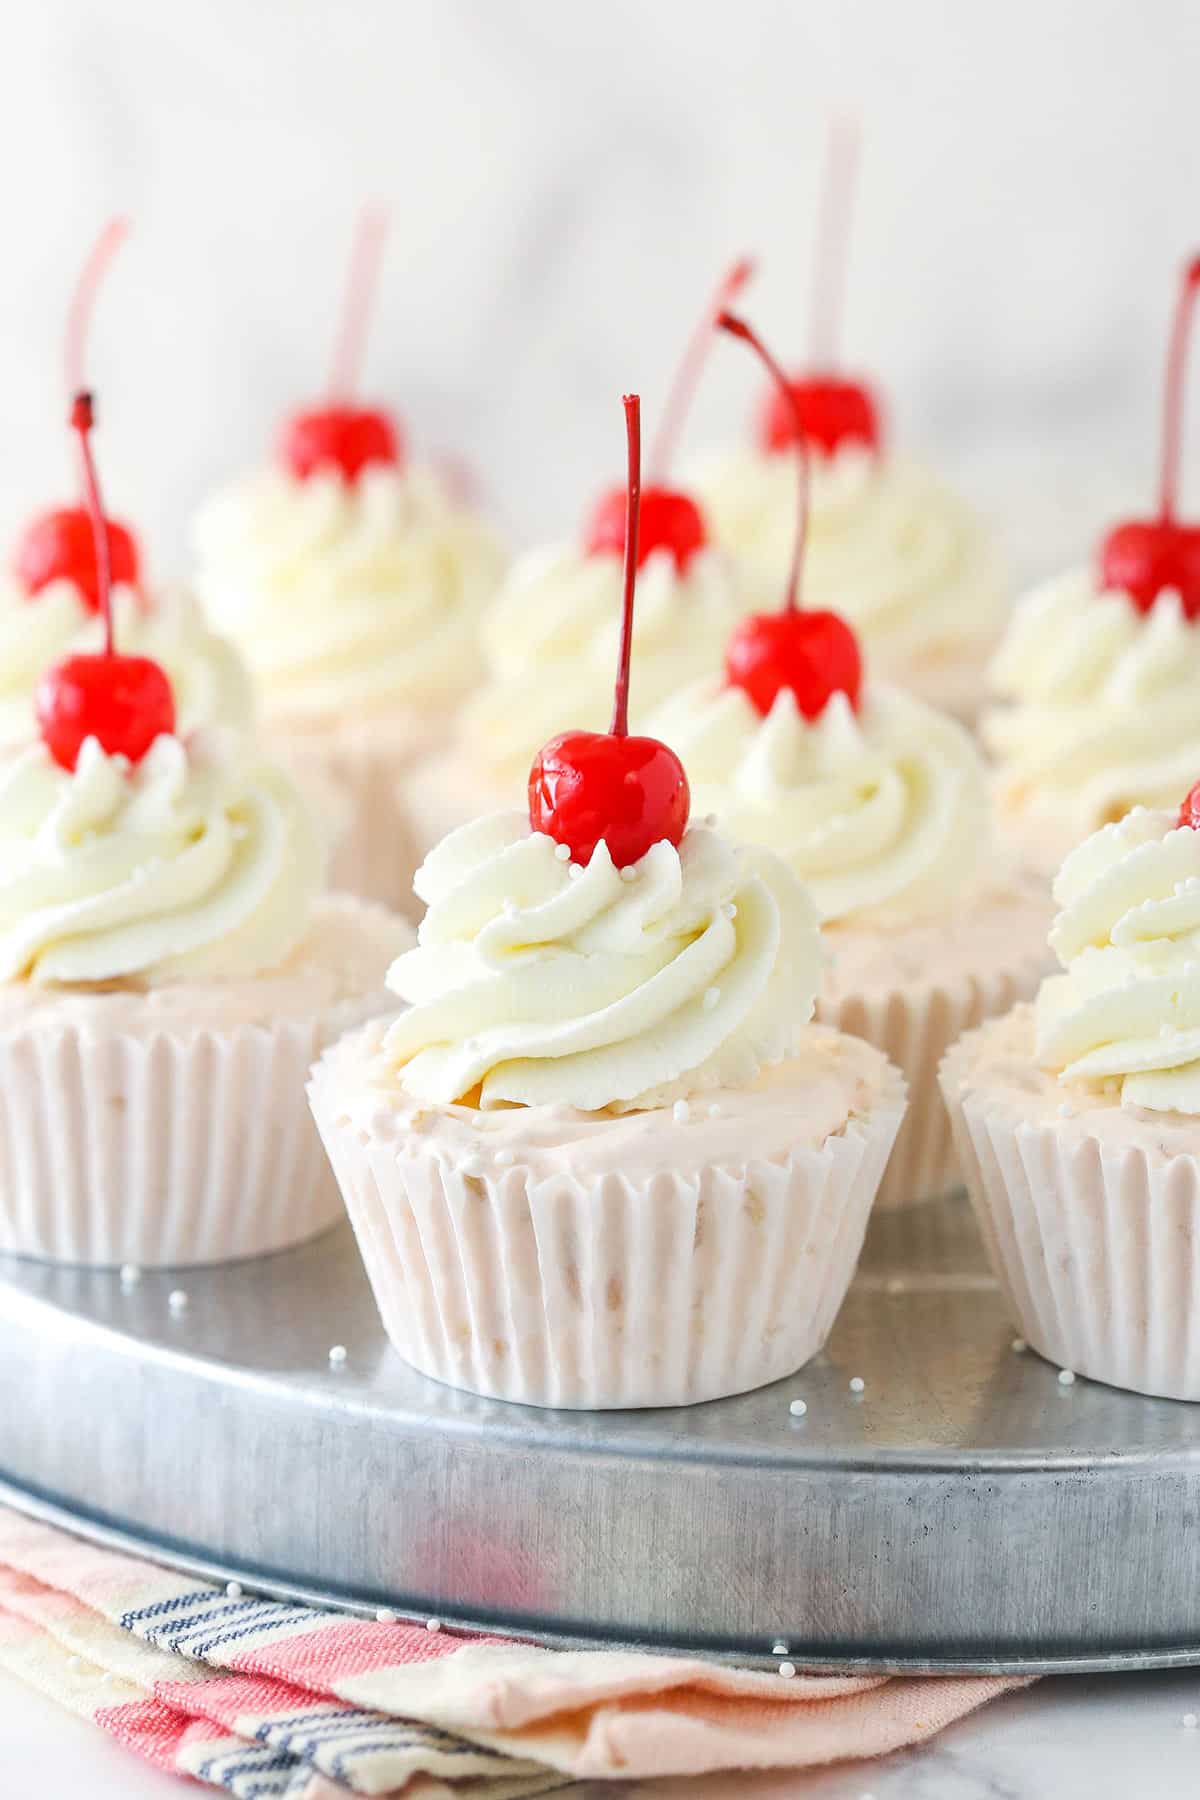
[36,651,175,772]
[279,405,401,483]
[757,373,882,458]
[529,729,689,869]
[14,507,140,611]
[724,608,862,719]
[718,311,864,719]
[584,482,707,572]
[36,391,175,773]
[529,394,691,867]
[1180,781,1200,830]
[1097,255,1200,615]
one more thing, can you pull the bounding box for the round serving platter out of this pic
[2,1193,1200,1676]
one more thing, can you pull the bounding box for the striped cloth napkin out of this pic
[0,1506,1023,1795]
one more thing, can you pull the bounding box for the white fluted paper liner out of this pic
[309,1041,907,1409]
[0,964,403,1271]
[941,1029,1200,1401]
[818,944,1049,1212]
[274,723,438,922]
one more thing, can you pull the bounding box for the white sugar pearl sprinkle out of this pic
[777,1660,797,1678]
[425,1616,443,1633]
[722,902,737,919]
[375,1607,396,1624]
[568,863,583,880]
[1058,1368,1076,1386]
[772,1639,789,1655]
[788,1399,807,1417]
[1183,1712,1198,1728]
[168,1289,188,1312]
[328,1345,347,1366]
[553,843,571,861]
[706,1103,722,1119]
[494,1149,515,1167]
[225,1581,243,1599]
[672,1100,692,1124]
[68,1655,84,1672]
[849,1376,865,1394]
[460,1155,485,1178]
[620,866,638,882]
[1012,1338,1027,1353]
[119,1263,141,1287]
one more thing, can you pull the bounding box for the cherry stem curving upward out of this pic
[808,117,860,370]
[1158,254,1200,523]
[718,312,808,613]
[647,256,755,482]
[64,218,130,399]
[329,204,389,401]
[70,391,114,657]
[610,395,642,737]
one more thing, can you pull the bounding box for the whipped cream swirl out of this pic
[689,444,1005,683]
[649,682,987,926]
[0,582,254,753]
[1036,806,1200,1111]
[0,729,325,986]
[378,811,820,1111]
[458,543,746,787]
[986,571,1200,836]
[193,463,506,725]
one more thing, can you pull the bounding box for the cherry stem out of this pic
[718,312,808,613]
[808,117,860,370]
[64,217,130,398]
[69,391,114,658]
[647,256,755,482]
[610,395,642,738]
[328,204,389,401]
[1158,253,1200,523]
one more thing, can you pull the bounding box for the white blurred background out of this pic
[0,0,1197,580]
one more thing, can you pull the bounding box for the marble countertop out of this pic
[6,1665,1200,1797]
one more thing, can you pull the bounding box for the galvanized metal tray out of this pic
[2,1194,1200,1675]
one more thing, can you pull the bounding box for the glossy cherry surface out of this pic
[1097,255,1200,615]
[757,372,881,458]
[584,481,707,572]
[36,650,175,772]
[14,506,139,610]
[724,606,862,719]
[530,394,690,867]
[279,405,401,482]
[1179,779,1200,830]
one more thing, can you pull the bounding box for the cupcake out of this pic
[311,394,906,1408]
[191,212,506,912]
[650,310,1051,1210]
[942,794,1200,1400]
[0,392,409,1269]
[984,256,1200,877]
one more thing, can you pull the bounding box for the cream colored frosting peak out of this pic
[648,680,988,927]
[688,443,1005,676]
[986,570,1200,840]
[376,810,821,1112]
[1036,805,1200,1112]
[457,542,746,788]
[0,728,325,987]
[192,462,506,725]
[0,582,254,754]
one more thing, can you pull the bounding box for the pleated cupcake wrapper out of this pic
[941,1034,1200,1401]
[0,992,391,1269]
[274,729,431,922]
[309,1050,907,1409]
[817,946,1048,1211]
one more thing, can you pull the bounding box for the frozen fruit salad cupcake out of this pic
[652,311,1051,1209]
[191,212,506,912]
[942,792,1200,1401]
[311,396,906,1408]
[985,256,1200,876]
[0,393,409,1269]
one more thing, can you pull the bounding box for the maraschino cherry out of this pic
[530,394,690,868]
[756,120,882,460]
[1098,255,1200,617]
[278,204,403,483]
[13,218,141,611]
[719,310,862,718]
[583,258,753,573]
[35,391,174,773]
[1179,780,1200,830]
